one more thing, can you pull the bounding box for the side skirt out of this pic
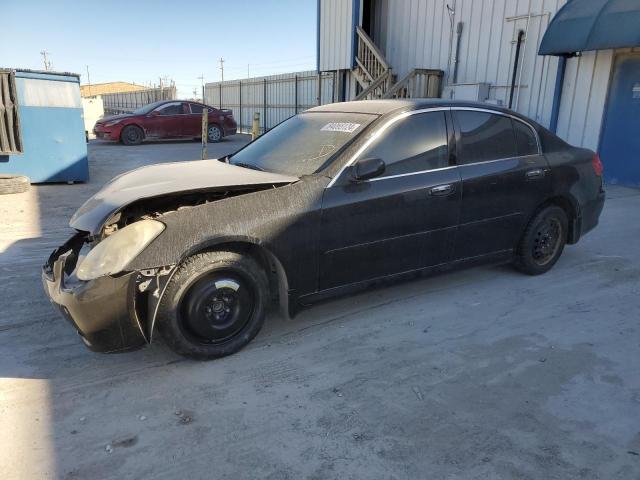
[296,249,514,307]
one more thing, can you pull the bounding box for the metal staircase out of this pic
[352,26,443,101]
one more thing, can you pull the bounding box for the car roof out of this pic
[307,99,521,118]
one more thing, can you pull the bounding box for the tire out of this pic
[513,205,568,275]
[120,125,144,145]
[0,175,30,195]
[207,124,223,143]
[156,251,268,360]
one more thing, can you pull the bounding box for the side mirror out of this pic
[148,110,160,117]
[351,157,385,181]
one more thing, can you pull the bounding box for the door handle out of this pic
[526,168,545,179]
[429,184,455,196]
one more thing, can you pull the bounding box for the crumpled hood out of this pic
[70,159,299,235]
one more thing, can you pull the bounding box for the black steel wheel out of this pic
[156,251,268,359]
[179,272,255,345]
[513,205,568,275]
[120,125,144,145]
[207,124,222,143]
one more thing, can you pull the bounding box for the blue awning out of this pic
[539,0,640,56]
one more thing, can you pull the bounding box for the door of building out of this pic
[599,54,640,187]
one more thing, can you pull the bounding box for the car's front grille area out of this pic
[44,231,88,278]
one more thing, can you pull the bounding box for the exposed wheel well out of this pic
[535,196,580,244]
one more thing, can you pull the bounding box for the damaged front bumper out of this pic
[42,233,149,353]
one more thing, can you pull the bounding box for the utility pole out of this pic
[247,64,250,79]
[40,50,52,71]
[86,65,91,96]
[197,74,205,103]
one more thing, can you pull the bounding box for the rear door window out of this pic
[454,111,517,164]
[358,111,449,177]
[154,102,183,115]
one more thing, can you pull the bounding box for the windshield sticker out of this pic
[321,122,361,133]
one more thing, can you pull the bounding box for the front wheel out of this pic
[513,205,568,275]
[120,125,144,145]
[156,251,268,359]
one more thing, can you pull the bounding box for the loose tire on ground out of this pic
[156,251,268,360]
[207,124,223,143]
[120,125,144,145]
[0,175,30,195]
[513,205,568,275]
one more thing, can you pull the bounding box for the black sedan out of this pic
[43,100,605,359]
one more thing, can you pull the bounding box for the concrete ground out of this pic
[1,137,639,479]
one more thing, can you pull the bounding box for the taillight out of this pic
[592,153,603,176]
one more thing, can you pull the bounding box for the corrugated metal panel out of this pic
[311,0,630,152]
[355,0,620,149]
[556,47,640,151]
[378,0,564,123]
[319,0,354,71]
[101,86,176,114]
[0,70,22,154]
[205,71,335,133]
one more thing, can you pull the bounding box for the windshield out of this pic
[229,112,376,176]
[131,101,166,115]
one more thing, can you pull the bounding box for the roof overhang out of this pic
[539,0,640,56]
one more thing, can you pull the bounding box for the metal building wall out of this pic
[318,0,355,71]
[205,71,335,134]
[376,0,566,126]
[556,47,640,152]
[344,0,620,151]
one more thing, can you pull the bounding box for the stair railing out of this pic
[354,26,390,88]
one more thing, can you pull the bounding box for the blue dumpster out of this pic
[0,69,88,183]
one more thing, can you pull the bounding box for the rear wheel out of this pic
[120,125,144,145]
[157,251,268,359]
[513,205,568,275]
[207,124,222,143]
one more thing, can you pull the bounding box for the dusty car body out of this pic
[43,99,605,359]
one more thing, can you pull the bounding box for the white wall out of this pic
[319,0,625,151]
[557,47,640,151]
[81,96,104,138]
[377,0,567,127]
[319,0,355,71]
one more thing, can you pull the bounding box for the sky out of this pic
[0,0,317,98]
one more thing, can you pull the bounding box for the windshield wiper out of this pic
[233,162,264,172]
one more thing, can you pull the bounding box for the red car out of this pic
[93,100,237,145]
